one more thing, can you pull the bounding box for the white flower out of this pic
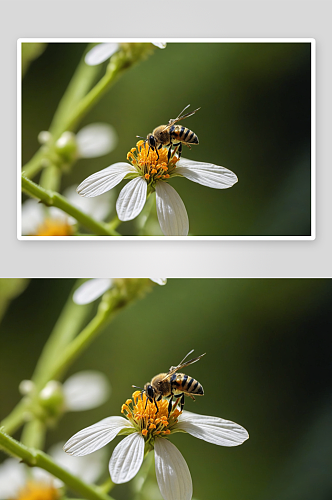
[77,141,238,236]
[73,278,167,305]
[85,42,166,66]
[62,370,111,411]
[39,123,118,159]
[64,392,249,500]
[21,371,111,418]
[22,185,113,236]
[0,443,106,499]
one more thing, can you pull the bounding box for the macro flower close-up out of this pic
[21,41,312,237]
[77,141,238,236]
[64,391,249,500]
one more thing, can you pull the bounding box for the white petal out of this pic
[85,43,119,66]
[76,123,118,158]
[21,199,44,235]
[152,42,167,49]
[155,182,189,236]
[32,466,60,488]
[109,433,144,484]
[116,177,147,221]
[0,459,26,498]
[48,206,70,222]
[64,185,113,222]
[73,278,113,305]
[176,157,238,189]
[150,278,167,285]
[63,370,111,411]
[77,163,136,198]
[154,438,192,500]
[177,410,249,446]
[63,416,133,456]
[48,442,106,484]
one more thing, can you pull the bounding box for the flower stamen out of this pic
[127,141,180,185]
[123,391,182,440]
[13,481,60,500]
[35,218,73,237]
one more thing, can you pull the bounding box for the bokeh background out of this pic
[1,278,331,500]
[22,42,312,236]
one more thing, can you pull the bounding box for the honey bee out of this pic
[137,105,200,161]
[132,350,205,414]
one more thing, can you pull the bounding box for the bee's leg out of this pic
[154,397,159,414]
[140,390,144,401]
[172,142,182,159]
[168,395,174,415]
[178,393,185,412]
[156,394,162,401]
[145,396,153,410]
[188,394,196,401]
[147,144,151,158]
[156,144,162,161]
[167,143,173,162]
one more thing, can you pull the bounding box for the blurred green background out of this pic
[1,278,331,500]
[22,42,312,236]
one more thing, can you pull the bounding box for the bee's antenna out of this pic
[132,385,144,391]
[136,135,146,140]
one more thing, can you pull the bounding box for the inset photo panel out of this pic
[1,278,331,500]
[19,39,315,240]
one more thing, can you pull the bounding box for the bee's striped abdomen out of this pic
[186,377,204,395]
[169,125,199,145]
[171,373,204,395]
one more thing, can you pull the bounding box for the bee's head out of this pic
[146,134,156,150]
[144,383,155,401]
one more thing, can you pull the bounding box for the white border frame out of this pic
[18,38,316,241]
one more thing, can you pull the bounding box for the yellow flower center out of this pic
[12,481,60,500]
[127,141,179,184]
[35,218,74,236]
[121,391,181,439]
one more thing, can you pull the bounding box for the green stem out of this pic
[32,282,94,390]
[2,284,93,435]
[98,478,115,494]
[20,419,45,449]
[0,429,114,500]
[39,164,62,192]
[107,215,121,232]
[49,45,102,138]
[46,279,155,382]
[1,399,29,435]
[23,46,102,179]
[21,175,120,236]
[64,68,120,132]
[48,296,117,382]
[23,44,156,180]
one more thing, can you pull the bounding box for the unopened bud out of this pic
[55,131,78,163]
[39,380,65,417]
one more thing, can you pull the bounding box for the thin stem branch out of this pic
[21,175,120,236]
[32,282,93,390]
[48,297,117,382]
[1,399,29,435]
[0,429,114,500]
[21,419,45,449]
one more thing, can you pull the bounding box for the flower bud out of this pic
[55,131,78,163]
[38,380,65,418]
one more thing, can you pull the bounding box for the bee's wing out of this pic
[160,352,206,381]
[162,105,201,131]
